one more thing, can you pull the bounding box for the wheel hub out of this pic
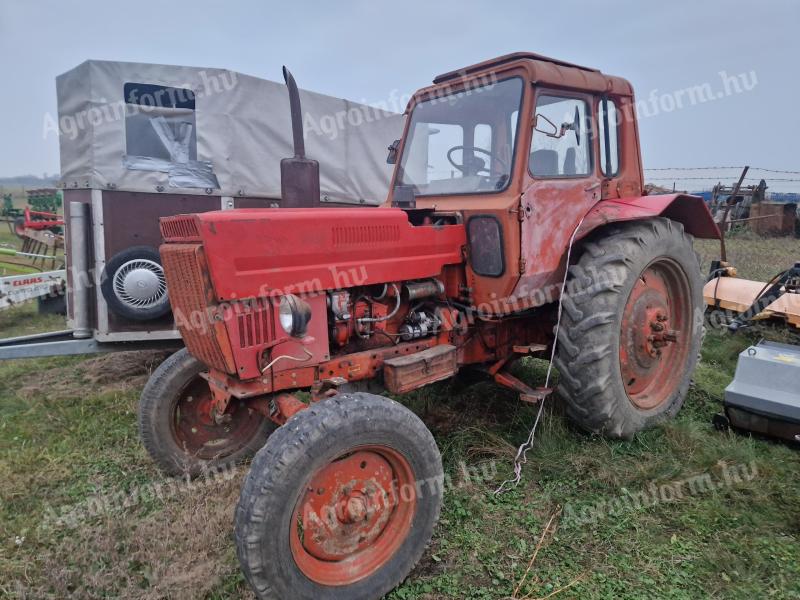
[299,451,394,561]
[290,446,416,586]
[112,259,167,309]
[620,259,691,410]
[646,313,679,356]
[172,377,264,458]
[123,267,160,301]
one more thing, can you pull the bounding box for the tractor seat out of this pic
[563,147,577,175]
[530,149,559,177]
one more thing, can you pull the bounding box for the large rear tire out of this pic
[235,393,443,600]
[138,348,275,477]
[555,218,704,438]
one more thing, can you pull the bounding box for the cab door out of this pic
[513,89,602,302]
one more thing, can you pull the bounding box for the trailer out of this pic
[0,60,403,360]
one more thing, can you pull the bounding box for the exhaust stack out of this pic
[280,66,320,208]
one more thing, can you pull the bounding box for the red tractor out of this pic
[140,53,719,599]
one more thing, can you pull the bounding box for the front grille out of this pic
[235,299,275,348]
[160,244,235,373]
[160,215,201,242]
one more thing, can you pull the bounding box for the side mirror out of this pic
[386,139,400,165]
[556,107,582,145]
[571,105,581,146]
[533,114,559,138]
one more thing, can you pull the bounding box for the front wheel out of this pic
[235,393,443,600]
[555,218,704,438]
[138,348,275,477]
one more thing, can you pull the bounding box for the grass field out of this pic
[0,235,799,599]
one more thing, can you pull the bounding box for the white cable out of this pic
[358,283,401,323]
[494,212,588,495]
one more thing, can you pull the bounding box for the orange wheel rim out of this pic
[170,376,263,460]
[619,258,692,410]
[290,445,417,586]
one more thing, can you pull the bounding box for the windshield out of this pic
[395,77,523,197]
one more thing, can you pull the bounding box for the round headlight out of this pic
[278,294,312,338]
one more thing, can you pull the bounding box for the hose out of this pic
[357,283,401,324]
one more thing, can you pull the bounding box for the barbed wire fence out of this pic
[643,166,800,184]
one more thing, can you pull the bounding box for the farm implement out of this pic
[0,268,65,313]
[0,246,66,314]
[140,53,719,599]
[705,261,800,331]
[11,205,64,239]
[706,261,800,443]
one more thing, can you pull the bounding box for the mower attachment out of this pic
[720,340,800,443]
[704,263,800,331]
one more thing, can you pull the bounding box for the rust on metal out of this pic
[171,372,264,460]
[619,259,691,410]
[383,344,457,394]
[290,445,416,585]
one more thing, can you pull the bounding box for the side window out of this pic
[530,95,591,178]
[123,82,197,163]
[598,97,620,177]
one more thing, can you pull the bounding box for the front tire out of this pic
[235,393,443,600]
[555,218,704,438]
[138,348,275,477]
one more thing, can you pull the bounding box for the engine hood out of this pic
[161,208,466,301]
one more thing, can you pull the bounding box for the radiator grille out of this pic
[160,244,235,373]
[235,300,274,348]
[160,215,201,242]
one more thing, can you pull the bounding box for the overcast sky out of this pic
[1,0,797,190]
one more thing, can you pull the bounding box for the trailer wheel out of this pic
[555,218,704,438]
[138,348,275,477]
[37,294,66,315]
[13,216,25,239]
[101,246,170,321]
[235,393,442,600]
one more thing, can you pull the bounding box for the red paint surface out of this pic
[179,208,465,301]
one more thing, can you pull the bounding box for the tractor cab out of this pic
[387,52,643,310]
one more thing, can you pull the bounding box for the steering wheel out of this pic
[446,145,508,176]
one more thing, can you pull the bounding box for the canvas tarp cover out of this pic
[56,60,404,205]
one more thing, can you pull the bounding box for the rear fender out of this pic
[578,194,720,241]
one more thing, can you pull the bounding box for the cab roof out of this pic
[434,52,599,83]
[430,52,632,97]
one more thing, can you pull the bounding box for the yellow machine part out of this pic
[704,277,800,329]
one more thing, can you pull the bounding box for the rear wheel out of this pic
[555,218,704,438]
[235,393,443,600]
[138,348,275,477]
